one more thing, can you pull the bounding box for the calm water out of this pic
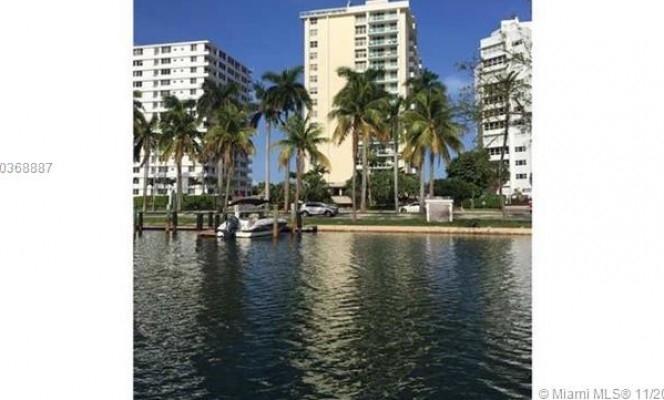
[134,232,531,399]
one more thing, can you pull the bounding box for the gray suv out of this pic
[299,202,339,217]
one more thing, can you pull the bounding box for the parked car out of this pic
[299,202,339,217]
[399,202,421,213]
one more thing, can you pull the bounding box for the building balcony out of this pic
[368,26,398,35]
[368,39,398,48]
[368,14,398,23]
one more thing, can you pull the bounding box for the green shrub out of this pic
[133,195,216,210]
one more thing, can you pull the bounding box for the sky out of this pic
[134,0,532,183]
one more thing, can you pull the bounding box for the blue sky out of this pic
[134,0,531,183]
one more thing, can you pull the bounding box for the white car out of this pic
[399,202,421,213]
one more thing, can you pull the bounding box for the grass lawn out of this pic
[303,216,531,228]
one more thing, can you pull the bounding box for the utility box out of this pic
[425,198,454,222]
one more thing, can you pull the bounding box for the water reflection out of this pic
[134,232,531,399]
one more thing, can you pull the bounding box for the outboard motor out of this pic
[221,215,240,240]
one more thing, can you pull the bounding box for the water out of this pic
[134,232,531,399]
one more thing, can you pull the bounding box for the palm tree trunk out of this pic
[428,151,435,198]
[142,154,150,212]
[499,109,510,220]
[224,158,234,213]
[176,159,183,212]
[393,134,399,213]
[360,135,368,212]
[351,130,358,222]
[419,150,425,214]
[265,122,271,201]
[295,151,302,214]
[217,158,224,212]
[284,161,290,213]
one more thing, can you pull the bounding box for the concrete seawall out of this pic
[315,225,532,236]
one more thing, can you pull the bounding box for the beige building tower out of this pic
[300,0,421,194]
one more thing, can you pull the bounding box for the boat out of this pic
[217,197,289,239]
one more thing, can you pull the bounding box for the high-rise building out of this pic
[300,0,422,192]
[476,18,532,198]
[132,40,253,197]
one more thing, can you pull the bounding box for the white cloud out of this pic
[442,74,471,96]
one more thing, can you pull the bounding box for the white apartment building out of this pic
[300,0,422,190]
[476,18,532,198]
[132,40,253,197]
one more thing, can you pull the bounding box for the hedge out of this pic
[133,195,218,210]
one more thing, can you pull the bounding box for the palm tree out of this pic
[197,79,242,208]
[159,95,202,212]
[382,95,404,212]
[483,70,525,218]
[329,67,389,218]
[134,114,160,212]
[217,106,256,208]
[274,114,330,213]
[402,88,463,203]
[253,67,312,208]
[133,90,147,162]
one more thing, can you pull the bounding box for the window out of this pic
[190,56,197,62]
[355,25,366,35]
[310,75,318,83]
[515,160,527,166]
[487,147,509,156]
[355,38,366,47]
[152,92,158,98]
[133,60,142,66]
[310,110,318,118]
[483,121,507,131]
[133,189,139,195]
[133,178,139,184]
[310,64,318,72]
[310,29,317,37]
[310,41,318,48]
[190,67,197,73]
[482,55,507,68]
[355,49,366,58]
[516,173,528,179]
[515,146,527,152]
[355,61,367,71]
[190,78,196,84]
[153,81,159,87]
[153,70,159,76]
[133,82,142,88]
[190,89,196,95]
[133,167,139,173]
[309,52,318,60]
[150,167,156,174]
[160,90,168,96]
[133,71,142,77]
[160,80,170,85]
[512,40,523,47]
[188,166,195,172]
[309,87,318,95]
[160,69,170,75]
[312,98,318,106]
[161,58,171,64]
[190,44,197,51]
[133,49,143,56]
[310,18,317,25]
[161,46,171,53]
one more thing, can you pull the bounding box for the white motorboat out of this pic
[217,198,288,239]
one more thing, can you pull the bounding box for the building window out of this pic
[515,146,527,152]
[133,82,142,88]
[160,80,170,85]
[133,167,140,173]
[515,160,527,166]
[190,56,197,62]
[310,41,318,48]
[310,18,317,25]
[355,26,366,35]
[161,58,171,64]
[133,189,139,195]
[355,49,366,58]
[310,75,318,83]
[190,89,196,95]
[133,178,139,184]
[190,44,197,51]
[482,55,507,68]
[133,71,142,77]
[309,52,317,60]
[487,147,509,156]
[190,67,197,73]
[160,69,170,75]
[188,166,195,172]
[310,110,318,118]
[355,61,367,71]
[310,29,317,37]
[133,49,143,56]
[516,173,528,179]
[161,46,171,53]
[133,60,142,66]
[310,64,318,72]
[312,98,318,106]
[355,38,366,47]
[512,40,523,47]
[309,87,318,95]
[190,78,196,84]
[152,92,158,98]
